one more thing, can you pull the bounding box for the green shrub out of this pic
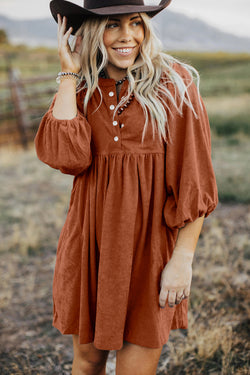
[209,114,250,136]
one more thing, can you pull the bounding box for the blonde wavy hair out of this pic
[70,12,203,143]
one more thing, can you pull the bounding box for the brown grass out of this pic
[0,144,249,374]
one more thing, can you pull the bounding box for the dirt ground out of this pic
[0,147,249,374]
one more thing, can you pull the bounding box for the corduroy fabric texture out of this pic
[34,62,218,350]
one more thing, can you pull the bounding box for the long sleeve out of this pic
[163,67,219,229]
[34,92,92,176]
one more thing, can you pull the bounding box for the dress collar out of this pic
[79,76,129,89]
[98,77,129,89]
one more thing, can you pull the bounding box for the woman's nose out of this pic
[118,26,132,42]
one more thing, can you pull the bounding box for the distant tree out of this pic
[0,29,9,44]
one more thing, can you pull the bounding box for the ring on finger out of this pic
[176,294,184,303]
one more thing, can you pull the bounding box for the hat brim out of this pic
[50,0,172,35]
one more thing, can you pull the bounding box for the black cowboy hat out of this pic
[50,0,172,35]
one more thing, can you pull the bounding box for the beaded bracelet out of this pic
[56,71,81,84]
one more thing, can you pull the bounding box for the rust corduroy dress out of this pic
[34,62,219,350]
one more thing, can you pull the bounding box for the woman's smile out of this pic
[112,46,136,56]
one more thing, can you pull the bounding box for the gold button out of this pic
[110,104,115,110]
[114,136,119,142]
[109,91,114,97]
[113,121,118,126]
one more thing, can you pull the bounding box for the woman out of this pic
[34,0,219,374]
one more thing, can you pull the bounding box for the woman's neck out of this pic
[104,66,128,82]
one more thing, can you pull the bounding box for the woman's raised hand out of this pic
[57,14,82,74]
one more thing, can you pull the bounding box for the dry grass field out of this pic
[0,48,249,373]
[0,144,249,374]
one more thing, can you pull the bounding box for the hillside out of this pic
[0,11,250,52]
[153,11,250,53]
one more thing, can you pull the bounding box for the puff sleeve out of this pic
[34,91,92,176]
[163,71,219,229]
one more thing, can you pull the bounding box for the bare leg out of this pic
[72,335,110,375]
[116,340,163,375]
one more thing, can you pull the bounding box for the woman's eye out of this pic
[132,21,142,26]
[106,23,118,29]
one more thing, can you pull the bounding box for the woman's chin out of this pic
[108,59,135,71]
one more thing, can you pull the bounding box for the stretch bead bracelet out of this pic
[56,71,81,84]
[56,75,79,84]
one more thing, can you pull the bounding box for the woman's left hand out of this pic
[159,248,194,308]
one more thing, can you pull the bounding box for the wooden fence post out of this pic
[8,66,29,149]
[0,58,55,148]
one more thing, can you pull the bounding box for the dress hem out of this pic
[52,318,188,351]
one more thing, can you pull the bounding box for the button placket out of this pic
[113,117,120,143]
[108,88,121,144]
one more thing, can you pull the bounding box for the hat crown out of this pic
[84,0,145,10]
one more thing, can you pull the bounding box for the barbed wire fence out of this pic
[0,54,56,149]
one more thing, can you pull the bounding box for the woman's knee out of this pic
[72,335,109,375]
[72,359,106,375]
[116,340,163,375]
